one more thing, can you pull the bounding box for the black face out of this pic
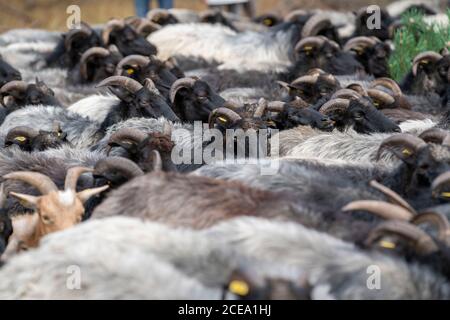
[65,33,103,68]
[274,106,334,131]
[93,172,128,190]
[125,61,178,99]
[0,58,21,87]
[345,99,400,134]
[26,83,59,106]
[110,26,157,57]
[293,43,364,77]
[151,14,178,26]
[201,12,237,31]
[174,81,226,122]
[86,54,122,83]
[366,43,391,77]
[32,129,68,151]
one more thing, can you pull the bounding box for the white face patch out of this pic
[58,190,75,206]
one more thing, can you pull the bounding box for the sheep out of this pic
[147,22,299,72]
[4,215,450,299]
[0,106,103,149]
[196,132,450,210]
[4,123,70,152]
[0,79,61,114]
[2,167,108,258]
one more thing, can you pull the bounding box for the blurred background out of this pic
[0,0,412,32]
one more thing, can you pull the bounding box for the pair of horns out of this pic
[0,80,28,99]
[412,51,442,76]
[301,14,333,38]
[4,167,108,205]
[295,36,339,53]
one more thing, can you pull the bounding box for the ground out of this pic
[0,0,396,32]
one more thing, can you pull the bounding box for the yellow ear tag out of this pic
[373,101,379,107]
[379,240,396,249]
[218,116,228,123]
[441,192,450,198]
[402,148,412,156]
[263,18,272,26]
[229,280,249,296]
[14,136,27,142]
[126,68,135,75]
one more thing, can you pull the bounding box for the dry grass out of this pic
[0,0,395,32]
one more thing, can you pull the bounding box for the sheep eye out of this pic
[41,215,53,224]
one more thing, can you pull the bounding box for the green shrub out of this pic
[388,9,450,82]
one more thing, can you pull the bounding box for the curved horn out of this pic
[291,75,319,86]
[169,77,196,103]
[377,134,427,160]
[136,19,162,36]
[411,211,450,244]
[412,51,442,76]
[295,36,325,53]
[5,126,39,145]
[301,14,332,38]
[267,101,286,112]
[64,28,91,51]
[208,107,242,129]
[346,83,368,96]
[1,80,28,97]
[76,185,109,204]
[419,128,450,145]
[152,150,163,171]
[431,171,450,198]
[79,47,110,80]
[102,19,126,45]
[0,184,5,209]
[96,75,143,94]
[253,98,268,118]
[343,36,378,52]
[370,78,402,97]
[319,98,349,115]
[64,167,93,192]
[365,220,438,255]
[4,171,58,195]
[93,156,144,178]
[331,89,361,100]
[147,8,170,23]
[114,55,150,76]
[369,180,416,214]
[367,89,395,106]
[284,9,308,22]
[107,127,148,154]
[342,200,413,221]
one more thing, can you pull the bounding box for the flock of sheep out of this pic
[0,0,449,299]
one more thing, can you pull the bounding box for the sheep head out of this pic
[4,167,108,247]
[170,77,226,122]
[102,19,157,57]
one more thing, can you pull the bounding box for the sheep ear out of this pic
[9,192,39,209]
